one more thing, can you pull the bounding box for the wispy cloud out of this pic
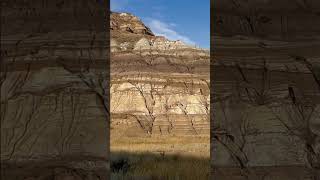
[146,19,195,45]
[110,0,129,11]
[110,1,198,46]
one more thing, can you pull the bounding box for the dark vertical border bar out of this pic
[211,0,320,179]
[106,0,111,178]
[210,0,214,179]
[1,0,110,179]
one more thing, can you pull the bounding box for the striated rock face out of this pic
[132,37,194,51]
[151,37,191,50]
[1,1,109,179]
[212,0,320,179]
[111,12,154,36]
[110,12,201,53]
[111,12,210,137]
[111,72,210,136]
[213,0,320,40]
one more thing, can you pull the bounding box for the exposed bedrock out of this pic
[110,50,210,136]
[110,11,210,137]
[111,73,210,136]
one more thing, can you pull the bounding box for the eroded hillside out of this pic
[110,12,210,138]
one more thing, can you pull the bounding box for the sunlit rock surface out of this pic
[110,12,210,137]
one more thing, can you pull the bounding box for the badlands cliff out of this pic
[110,12,210,136]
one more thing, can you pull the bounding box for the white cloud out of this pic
[169,23,177,27]
[146,19,196,45]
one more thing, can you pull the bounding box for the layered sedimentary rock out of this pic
[111,12,154,36]
[212,0,320,179]
[1,1,109,179]
[110,12,200,53]
[110,12,210,137]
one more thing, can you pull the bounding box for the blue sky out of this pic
[111,0,210,49]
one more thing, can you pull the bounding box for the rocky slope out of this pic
[110,12,202,53]
[111,12,154,36]
[110,12,210,136]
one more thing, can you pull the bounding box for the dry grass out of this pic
[110,151,210,180]
[111,136,210,157]
[110,135,210,179]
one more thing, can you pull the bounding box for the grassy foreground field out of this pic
[110,136,210,180]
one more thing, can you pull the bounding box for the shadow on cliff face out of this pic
[110,151,210,180]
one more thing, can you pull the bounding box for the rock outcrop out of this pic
[151,37,192,50]
[111,12,154,36]
[110,12,200,53]
[132,36,194,51]
[133,37,152,50]
[110,12,210,137]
